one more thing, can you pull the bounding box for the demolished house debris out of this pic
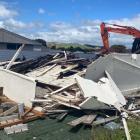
[0,51,140,140]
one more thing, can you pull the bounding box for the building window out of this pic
[7,43,21,50]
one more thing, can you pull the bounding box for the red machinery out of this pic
[100,22,140,53]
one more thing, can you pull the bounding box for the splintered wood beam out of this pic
[37,64,57,77]
[68,114,97,127]
[44,82,76,97]
[0,115,39,129]
[0,106,18,117]
[24,107,45,117]
[22,108,33,118]
[0,96,16,103]
[57,112,68,121]
[67,115,87,126]
[64,51,67,60]
[82,115,97,125]
[121,108,140,119]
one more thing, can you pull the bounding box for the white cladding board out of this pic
[0,68,36,107]
[75,75,126,111]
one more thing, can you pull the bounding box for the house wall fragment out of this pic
[0,68,36,107]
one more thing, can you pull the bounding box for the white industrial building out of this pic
[0,28,46,51]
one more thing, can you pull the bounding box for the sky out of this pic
[0,0,140,47]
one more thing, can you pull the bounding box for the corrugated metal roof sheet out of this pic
[0,28,41,45]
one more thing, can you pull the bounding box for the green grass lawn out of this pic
[0,112,139,140]
[91,119,140,140]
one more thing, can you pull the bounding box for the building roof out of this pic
[0,28,41,46]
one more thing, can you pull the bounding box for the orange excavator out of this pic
[100,22,140,54]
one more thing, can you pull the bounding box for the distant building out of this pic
[0,28,46,51]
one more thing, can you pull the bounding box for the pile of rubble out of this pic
[0,88,44,134]
[0,52,140,140]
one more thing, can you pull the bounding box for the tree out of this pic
[35,39,47,47]
[68,46,74,52]
[110,45,126,53]
[51,45,56,49]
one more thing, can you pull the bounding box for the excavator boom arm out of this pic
[100,22,140,53]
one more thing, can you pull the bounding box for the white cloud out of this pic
[35,14,140,47]
[0,2,45,38]
[0,18,44,32]
[38,8,45,14]
[4,18,26,29]
[36,22,101,45]
[0,3,18,18]
[0,2,140,48]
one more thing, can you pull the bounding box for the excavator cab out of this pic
[132,38,140,53]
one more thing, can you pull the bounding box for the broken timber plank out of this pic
[53,53,60,59]
[0,105,18,117]
[0,96,15,103]
[57,64,78,74]
[0,115,39,129]
[44,82,76,97]
[57,112,68,121]
[47,110,69,114]
[64,51,67,60]
[82,115,97,125]
[121,108,140,119]
[67,115,87,127]
[67,115,96,126]
[0,114,18,121]
[37,64,57,77]
[92,116,119,126]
